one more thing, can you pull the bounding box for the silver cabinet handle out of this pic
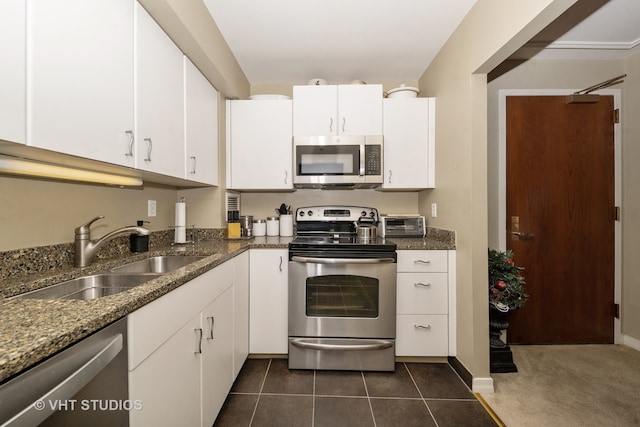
[0,335,123,426]
[414,282,431,288]
[290,338,393,351]
[125,130,134,157]
[279,256,283,272]
[291,256,395,264]
[207,316,215,340]
[342,117,346,133]
[189,156,197,174]
[414,259,431,265]
[388,170,392,183]
[194,328,203,354]
[329,117,333,133]
[414,324,432,330]
[284,170,288,185]
[144,138,152,162]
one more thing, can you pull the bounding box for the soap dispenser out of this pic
[130,220,150,253]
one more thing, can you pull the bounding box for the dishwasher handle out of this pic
[1,334,123,427]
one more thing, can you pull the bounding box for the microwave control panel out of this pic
[364,145,382,175]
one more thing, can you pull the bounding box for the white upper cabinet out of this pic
[28,0,135,166]
[226,99,293,190]
[382,97,435,190]
[184,57,218,185]
[293,84,383,136]
[135,2,185,178]
[0,0,26,144]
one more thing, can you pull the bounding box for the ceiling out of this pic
[203,0,640,86]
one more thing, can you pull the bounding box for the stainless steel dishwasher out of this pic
[0,317,129,426]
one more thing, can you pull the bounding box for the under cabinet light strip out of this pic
[0,155,143,187]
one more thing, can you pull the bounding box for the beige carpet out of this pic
[480,344,640,427]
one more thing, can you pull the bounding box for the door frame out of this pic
[498,88,622,343]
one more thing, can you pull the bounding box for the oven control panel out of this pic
[296,205,378,222]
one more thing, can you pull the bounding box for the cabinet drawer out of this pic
[396,273,448,314]
[397,250,448,272]
[396,315,448,357]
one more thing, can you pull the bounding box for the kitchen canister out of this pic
[240,215,253,237]
[253,219,266,236]
[279,214,293,236]
[266,217,279,236]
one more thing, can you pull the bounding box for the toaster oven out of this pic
[380,215,426,238]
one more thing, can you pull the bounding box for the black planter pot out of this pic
[489,305,518,373]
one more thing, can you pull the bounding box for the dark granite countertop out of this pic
[0,230,454,383]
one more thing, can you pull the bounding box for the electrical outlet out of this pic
[431,203,437,218]
[148,200,157,217]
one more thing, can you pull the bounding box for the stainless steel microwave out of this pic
[293,135,383,189]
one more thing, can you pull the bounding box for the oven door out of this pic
[288,255,396,371]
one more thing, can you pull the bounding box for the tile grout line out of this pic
[248,358,272,427]
[361,371,378,427]
[403,362,440,427]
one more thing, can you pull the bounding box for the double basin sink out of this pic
[13,256,206,301]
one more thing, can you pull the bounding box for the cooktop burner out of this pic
[289,205,396,259]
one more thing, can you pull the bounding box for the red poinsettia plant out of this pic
[488,248,528,312]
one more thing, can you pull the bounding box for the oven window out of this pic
[296,145,359,176]
[305,275,379,318]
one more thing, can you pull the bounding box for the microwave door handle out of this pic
[359,144,365,176]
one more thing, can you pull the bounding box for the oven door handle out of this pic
[290,256,395,264]
[290,338,393,351]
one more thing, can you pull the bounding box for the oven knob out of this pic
[299,211,305,217]
[307,210,313,217]
[369,211,375,218]
[361,211,367,217]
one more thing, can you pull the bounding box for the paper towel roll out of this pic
[175,200,186,243]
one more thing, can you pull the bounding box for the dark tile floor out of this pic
[213,359,498,427]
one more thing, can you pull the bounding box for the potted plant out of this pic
[488,248,528,349]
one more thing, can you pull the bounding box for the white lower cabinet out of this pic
[396,250,455,357]
[201,287,234,425]
[232,251,249,378]
[249,249,288,354]
[128,256,246,426]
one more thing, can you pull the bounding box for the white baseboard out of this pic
[622,334,640,351]
[472,377,495,393]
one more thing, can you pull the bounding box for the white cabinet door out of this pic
[129,314,201,427]
[292,84,382,136]
[28,0,134,166]
[0,0,26,144]
[201,287,234,427]
[185,57,218,185]
[292,85,337,136]
[233,251,250,378]
[249,249,288,354]
[337,85,383,135]
[382,98,435,190]
[135,2,184,178]
[227,100,293,190]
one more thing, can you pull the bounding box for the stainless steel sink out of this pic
[109,256,206,274]
[12,273,162,301]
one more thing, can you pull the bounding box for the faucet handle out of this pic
[75,215,105,236]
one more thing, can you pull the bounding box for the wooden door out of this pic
[506,95,615,344]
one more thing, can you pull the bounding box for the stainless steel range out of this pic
[288,205,397,371]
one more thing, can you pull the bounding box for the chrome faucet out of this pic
[74,216,150,267]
